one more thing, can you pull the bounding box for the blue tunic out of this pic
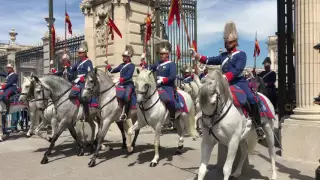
[200,50,257,104]
[199,73,208,80]
[178,75,193,84]
[109,62,135,103]
[146,60,177,105]
[69,58,94,98]
[0,72,18,101]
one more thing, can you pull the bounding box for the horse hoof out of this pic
[77,151,84,156]
[127,146,134,154]
[122,144,127,149]
[0,136,3,142]
[88,159,96,167]
[40,157,49,164]
[26,134,31,138]
[149,162,157,167]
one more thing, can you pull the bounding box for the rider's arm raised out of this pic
[198,54,223,65]
[106,64,121,73]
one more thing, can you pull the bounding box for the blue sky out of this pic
[0,0,277,68]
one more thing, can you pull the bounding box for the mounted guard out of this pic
[178,65,194,84]
[0,63,18,103]
[189,21,266,139]
[257,57,277,108]
[106,48,135,121]
[199,66,208,80]
[140,45,179,122]
[66,41,93,121]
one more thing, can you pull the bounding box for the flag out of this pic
[51,25,56,50]
[145,14,152,42]
[176,44,181,61]
[253,33,260,57]
[65,12,72,35]
[107,17,122,40]
[168,0,180,27]
[192,40,197,52]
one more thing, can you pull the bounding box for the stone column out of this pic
[282,0,320,162]
[6,28,18,72]
[42,31,50,74]
[80,0,96,66]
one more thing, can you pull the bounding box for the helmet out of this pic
[262,57,272,65]
[160,47,169,54]
[223,21,238,42]
[6,63,13,68]
[122,50,132,57]
[78,41,88,53]
[62,53,70,60]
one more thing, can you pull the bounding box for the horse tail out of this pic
[246,128,257,155]
[187,102,198,138]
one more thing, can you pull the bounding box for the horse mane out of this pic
[39,75,71,96]
[199,70,232,106]
[136,69,156,86]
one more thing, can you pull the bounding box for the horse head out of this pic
[135,68,155,103]
[82,70,100,101]
[33,77,51,111]
[198,70,232,121]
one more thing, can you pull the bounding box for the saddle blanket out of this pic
[116,86,137,109]
[74,98,100,108]
[230,85,274,119]
[175,92,188,113]
[0,90,26,106]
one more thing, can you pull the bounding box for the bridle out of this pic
[83,73,116,110]
[136,84,160,125]
[201,93,232,142]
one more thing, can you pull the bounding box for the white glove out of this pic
[156,79,163,85]
[189,48,196,57]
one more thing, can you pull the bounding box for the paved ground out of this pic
[0,124,317,180]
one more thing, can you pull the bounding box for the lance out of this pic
[143,0,151,59]
[178,0,198,75]
[105,16,110,73]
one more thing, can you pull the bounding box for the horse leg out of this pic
[222,136,241,180]
[88,117,113,167]
[67,124,84,156]
[197,130,216,180]
[26,110,37,137]
[175,115,186,154]
[0,112,4,142]
[264,121,277,179]
[231,140,248,178]
[40,121,68,164]
[48,116,58,142]
[150,124,162,167]
[116,121,127,149]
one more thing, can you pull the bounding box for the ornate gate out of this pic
[140,0,197,83]
[53,35,85,79]
[15,46,44,86]
[0,55,8,82]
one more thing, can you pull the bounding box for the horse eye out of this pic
[36,90,41,94]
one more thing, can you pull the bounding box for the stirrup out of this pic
[256,127,266,140]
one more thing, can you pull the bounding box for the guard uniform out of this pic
[257,57,277,108]
[140,47,177,121]
[106,50,135,121]
[178,67,194,84]
[191,21,266,139]
[0,64,18,102]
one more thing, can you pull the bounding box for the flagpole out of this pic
[64,0,67,54]
[143,0,150,56]
[253,31,257,76]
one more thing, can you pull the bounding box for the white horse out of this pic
[128,69,197,167]
[31,75,99,164]
[18,76,58,141]
[82,69,141,167]
[196,70,277,180]
[0,90,28,142]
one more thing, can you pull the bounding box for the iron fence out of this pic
[140,0,197,85]
[0,55,8,82]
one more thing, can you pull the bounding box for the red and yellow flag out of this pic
[192,40,197,52]
[145,14,152,42]
[253,35,260,57]
[176,44,181,61]
[107,17,122,40]
[51,25,56,50]
[168,0,180,27]
[65,12,72,35]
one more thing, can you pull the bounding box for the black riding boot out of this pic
[119,102,130,121]
[250,103,266,140]
[82,102,90,121]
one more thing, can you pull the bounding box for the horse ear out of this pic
[33,75,40,83]
[136,68,140,74]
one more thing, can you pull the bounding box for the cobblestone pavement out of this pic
[0,125,316,180]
